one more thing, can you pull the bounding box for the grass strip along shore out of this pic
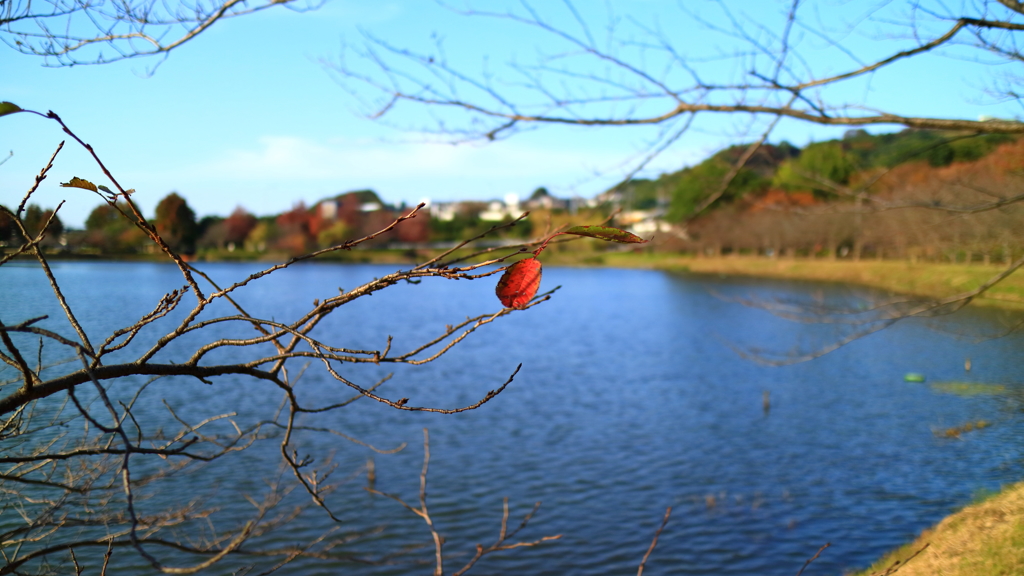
[849,482,1024,576]
[554,253,1024,310]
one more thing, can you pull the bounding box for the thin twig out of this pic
[637,507,672,576]
[795,542,830,576]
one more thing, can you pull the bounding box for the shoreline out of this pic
[849,481,1024,575]
[14,251,1024,310]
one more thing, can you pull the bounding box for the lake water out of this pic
[2,261,1023,575]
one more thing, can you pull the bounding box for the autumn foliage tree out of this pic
[274,201,315,255]
[224,206,257,247]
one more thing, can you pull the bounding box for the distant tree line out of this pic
[0,189,543,257]
[78,190,431,256]
[5,130,1018,262]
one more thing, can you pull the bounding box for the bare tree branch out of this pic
[0,106,573,574]
[2,0,321,68]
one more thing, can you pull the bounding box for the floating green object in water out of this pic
[904,373,926,382]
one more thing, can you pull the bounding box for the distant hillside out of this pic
[607,143,797,215]
[609,129,1017,222]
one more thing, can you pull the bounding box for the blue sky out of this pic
[3,0,1022,228]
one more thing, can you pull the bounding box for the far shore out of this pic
[539,251,1024,310]
[15,249,1024,310]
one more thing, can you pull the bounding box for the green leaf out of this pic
[60,177,99,193]
[561,225,648,244]
[0,102,22,118]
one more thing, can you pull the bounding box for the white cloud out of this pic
[193,134,627,183]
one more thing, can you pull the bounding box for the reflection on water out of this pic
[2,261,1023,575]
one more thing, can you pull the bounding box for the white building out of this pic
[480,193,522,221]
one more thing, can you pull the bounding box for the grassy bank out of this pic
[849,482,1024,576]
[542,252,1024,310]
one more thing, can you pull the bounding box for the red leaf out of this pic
[561,225,648,243]
[496,258,542,309]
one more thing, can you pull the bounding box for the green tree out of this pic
[20,204,63,241]
[773,142,857,194]
[22,205,44,238]
[926,134,1017,167]
[84,202,146,253]
[245,218,277,252]
[154,192,199,254]
[85,203,120,231]
[667,160,767,221]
